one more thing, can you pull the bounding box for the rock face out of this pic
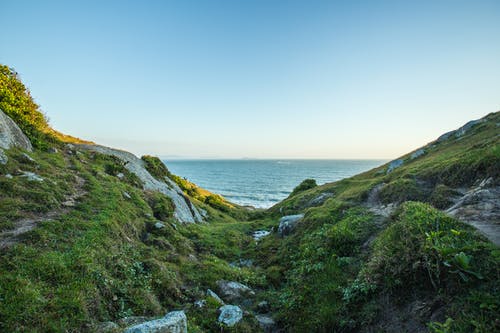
[218,305,243,327]
[0,109,33,151]
[78,144,203,223]
[446,178,500,246]
[278,214,304,236]
[124,311,187,333]
[386,159,404,174]
[216,280,255,303]
[410,148,425,160]
[437,118,484,142]
[308,192,334,207]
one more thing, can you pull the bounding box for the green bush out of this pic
[141,155,171,181]
[290,179,317,197]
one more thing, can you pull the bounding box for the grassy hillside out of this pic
[0,65,498,332]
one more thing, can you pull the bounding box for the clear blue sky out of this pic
[1,0,499,159]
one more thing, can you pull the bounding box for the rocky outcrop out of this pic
[446,178,500,245]
[216,280,255,304]
[218,305,243,327]
[278,214,304,236]
[0,109,33,152]
[437,118,484,143]
[78,144,203,223]
[124,311,187,333]
[410,148,425,160]
[386,159,403,174]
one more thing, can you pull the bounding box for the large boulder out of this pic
[216,280,255,304]
[278,214,304,236]
[218,305,243,327]
[78,144,203,223]
[124,311,187,333]
[0,109,33,152]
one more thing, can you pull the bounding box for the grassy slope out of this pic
[249,111,500,332]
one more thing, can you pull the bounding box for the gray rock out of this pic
[47,147,58,153]
[455,119,483,137]
[21,152,36,163]
[78,144,203,223]
[218,305,243,327]
[257,301,270,313]
[207,289,225,304]
[217,280,255,303]
[21,171,43,182]
[124,311,187,333]
[278,214,304,236]
[230,259,253,268]
[0,149,7,165]
[117,172,125,179]
[446,181,500,246]
[95,321,119,332]
[194,299,206,308]
[436,130,455,143]
[0,109,33,151]
[255,314,276,332]
[386,159,404,174]
[308,192,334,206]
[253,230,270,241]
[154,222,166,229]
[5,173,13,179]
[123,192,132,199]
[410,148,425,159]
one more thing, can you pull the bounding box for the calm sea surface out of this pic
[164,159,386,208]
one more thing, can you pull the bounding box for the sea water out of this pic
[165,159,385,209]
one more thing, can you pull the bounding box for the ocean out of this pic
[164,159,386,209]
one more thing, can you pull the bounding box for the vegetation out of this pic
[0,65,498,332]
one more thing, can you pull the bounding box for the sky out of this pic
[0,0,499,159]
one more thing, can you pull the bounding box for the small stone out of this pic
[253,230,270,241]
[194,299,206,308]
[123,192,132,199]
[154,222,166,229]
[5,173,13,179]
[216,280,255,303]
[218,305,243,327]
[207,289,225,305]
[21,152,36,163]
[47,147,58,153]
[257,301,270,313]
[255,314,276,332]
[21,171,44,182]
[117,172,125,179]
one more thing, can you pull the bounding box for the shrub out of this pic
[141,155,171,181]
[290,179,317,197]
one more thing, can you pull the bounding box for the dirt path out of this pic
[0,175,87,249]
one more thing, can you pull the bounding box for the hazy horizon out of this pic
[1,1,499,159]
